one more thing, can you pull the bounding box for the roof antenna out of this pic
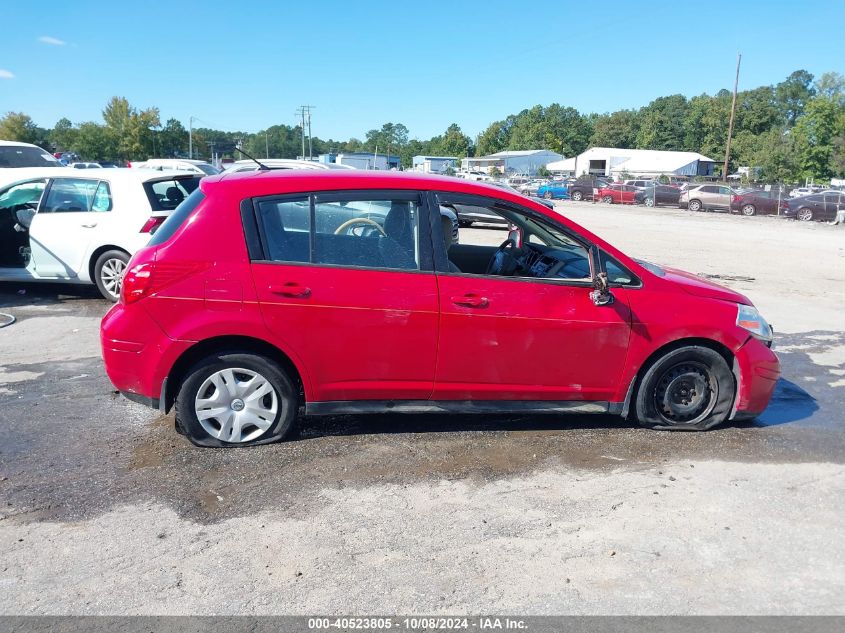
[234,147,270,171]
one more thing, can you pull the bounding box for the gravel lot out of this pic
[0,202,843,615]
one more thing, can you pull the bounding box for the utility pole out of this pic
[207,140,215,166]
[188,116,196,160]
[265,132,269,159]
[307,108,313,160]
[723,53,742,181]
[295,106,315,160]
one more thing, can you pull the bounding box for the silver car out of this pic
[679,184,735,212]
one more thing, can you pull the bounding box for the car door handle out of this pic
[451,294,488,308]
[81,223,98,228]
[270,283,311,298]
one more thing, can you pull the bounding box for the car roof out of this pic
[0,140,45,148]
[0,166,203,187]
[202,169,552,206]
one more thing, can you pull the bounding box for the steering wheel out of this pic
[333,217,387,236]
[486,238,521,276]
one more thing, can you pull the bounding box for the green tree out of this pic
[0,112,40,144]
[72,122,112,160]
[50,117,77,151]
[775,70,815,126]
[590,110,639,149]
[792,93,845,179]
[431,123,472,158]
[636,94,689,150]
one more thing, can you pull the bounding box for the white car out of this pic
[0,140,63,169]
[131,158,220,176]
[224,158,356,173]
[0,167,202,300]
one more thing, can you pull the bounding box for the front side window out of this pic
[0,179,47,211]
[255,193,422,271]
[437,196,591,282]
[41,178,106,213]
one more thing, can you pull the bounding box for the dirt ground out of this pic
[0,202,843,615]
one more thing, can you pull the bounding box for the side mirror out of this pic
[590,272,614,306]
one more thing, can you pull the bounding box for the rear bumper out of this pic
[732,336,781,418]
[101,302,191,409]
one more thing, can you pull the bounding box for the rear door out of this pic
[249,190,440,402]
[29,177,112,278]
[823,194,843,220]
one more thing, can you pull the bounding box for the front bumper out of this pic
[732,336,781,418]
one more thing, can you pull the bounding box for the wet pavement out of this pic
[0,282,843,526]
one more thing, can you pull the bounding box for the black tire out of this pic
[544,191,553,199]
[93,249,130,301]
[688,199,702,212]
[602,195,614,204]
[175,351,298,447]
[644,197,655,207]
[634,345,735,431]
[741,204,756,216]
[458,219,473,228]
[571,190,583,201]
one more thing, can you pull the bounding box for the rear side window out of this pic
[254,193,421,271]
[147,189,205,246]
[143,177,202,211]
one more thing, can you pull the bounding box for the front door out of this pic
[249,190,439,402]
[431,193,632,403]
[29,177,111,278]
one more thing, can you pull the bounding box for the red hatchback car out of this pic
[596,184,639,205]
[101,171,779,447]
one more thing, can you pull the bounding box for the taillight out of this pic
[121,262,155,304]
[140,216,166,234]
[120,260,209,304]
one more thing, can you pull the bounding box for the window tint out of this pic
[807,195,822,202]
[256,198,311,263]
[143,177,202,211]
[256,195,421,271]
[0,146,61,168]
[700,186,717,193]
[147,189,205,246]
[41,178,103,213]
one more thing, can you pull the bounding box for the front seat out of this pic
[440,214,461,273]
[379,202,416,269]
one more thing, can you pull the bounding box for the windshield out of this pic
[0,146,62,168]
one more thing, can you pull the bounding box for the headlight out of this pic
[737,304,773,344]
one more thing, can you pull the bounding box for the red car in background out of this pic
[101,171,779,447]
[596,184,639,204]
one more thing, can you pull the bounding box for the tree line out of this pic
[1,70,843,182]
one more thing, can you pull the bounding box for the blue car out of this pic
[536,180,570,200]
